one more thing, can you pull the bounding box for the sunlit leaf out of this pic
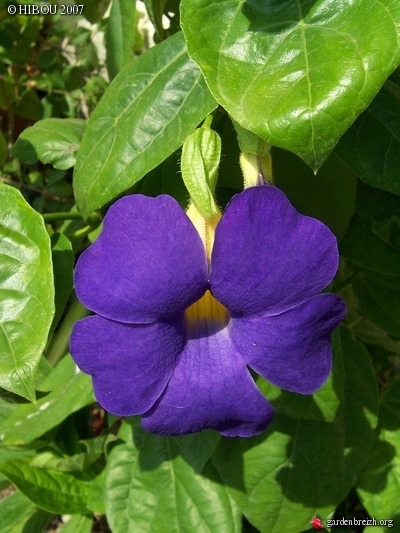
[104,420,238,532]
[0,184,54,401]
[73,32,217,218]
[12,119,86,171]
[0,356,94,445]
[181,0,400,169]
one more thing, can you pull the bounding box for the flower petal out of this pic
[141,325,273,437]
[229,294,346,394]
[70,315,184,416]
[75,195,208,323]
[210,186,340,317]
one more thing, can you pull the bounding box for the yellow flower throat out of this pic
[185,202,229,329]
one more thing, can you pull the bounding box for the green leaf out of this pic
[12,118,86,171]
[0,491,36,533]
[139,151,188,207]
[233,120,270,156]
[50,233,74,334]
[0,460,91,515]
[0,398,16,424]
[104,419,239,533]
[341,183,400,334]
[336,67,400,195]
[73,32,217,218]
[181,127,221,218]
[341,184,400,276]
[106,0,137,80]
[212,328,378,532]
[0,184,54,401]
[0,490,52,533]
[273,147,358,240]
[353,272,400,337]
[0,356,94,445]
[181,0,400,170]
[79,0,112,23]
[143,0,168,40]
[357,375,400,522]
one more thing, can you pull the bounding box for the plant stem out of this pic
[46,295,90,366]
[43,211,83,222]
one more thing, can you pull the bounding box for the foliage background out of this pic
[0,0,399,532]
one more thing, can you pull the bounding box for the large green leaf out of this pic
[181,0,400,170]
[0,460,91,515]
[0,355,94,445]
[106,0,137,80]
[212,328,378,532]
[341,184,400,276]
[335,69,400,195]
[74,31,217,218]
[357,375,400,523]
[104,419,239,533]
[11,118,85,170]
[273,146,358,240]
[341,183,400,335]
[0,184,54,401]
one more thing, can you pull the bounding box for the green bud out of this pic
[181,126,221,219]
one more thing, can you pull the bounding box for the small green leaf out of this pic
[143,0,168,40]
[80,0,112,23]
[0,356,94,445]
[12,118,86,171]
[104,419,238,533]
[232,120,270,157]
[181,0,400,169]
[106,0,137,80]
[73,32,217,218]
[181,127,221,218]
[0,460,91,515]
[0,184,54,401]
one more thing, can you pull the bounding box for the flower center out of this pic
[185,290,229,335]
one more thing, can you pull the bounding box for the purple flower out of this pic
[70,186,345,437]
